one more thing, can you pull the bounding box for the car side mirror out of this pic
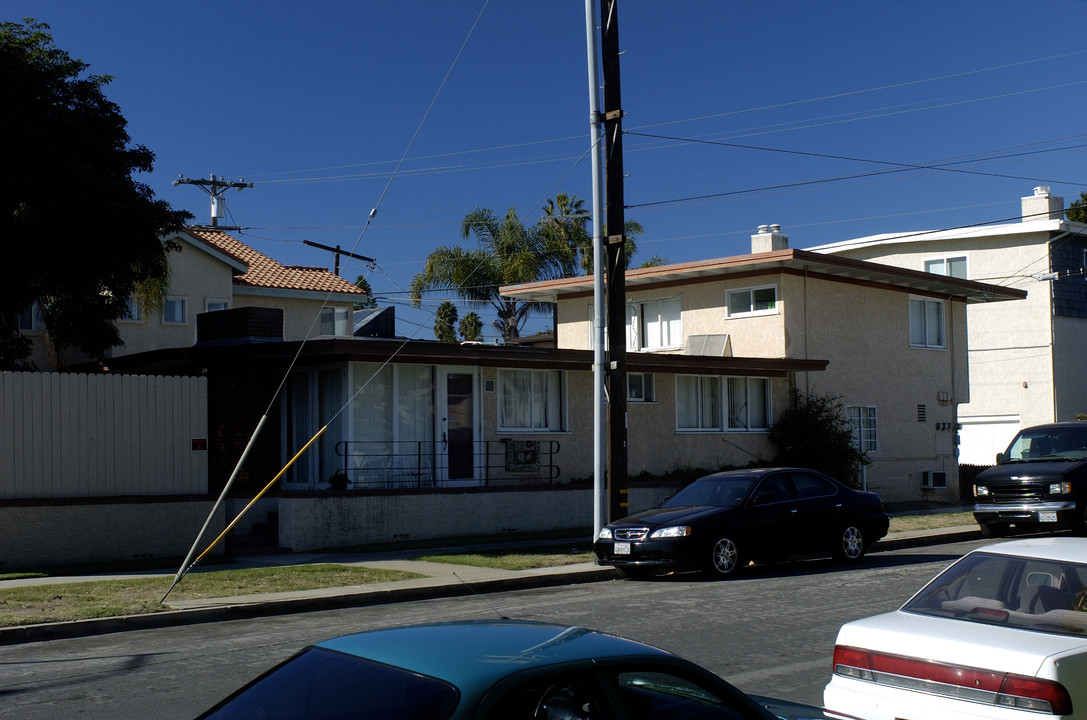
[751,491,774,506]
[995,452,1006,464]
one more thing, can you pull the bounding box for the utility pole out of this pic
[302,240,375,276]
[173,174,254,229]
[600,0,628,523]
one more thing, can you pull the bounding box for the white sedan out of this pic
[824,537,1087,719]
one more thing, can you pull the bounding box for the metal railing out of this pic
[335,439,561,489]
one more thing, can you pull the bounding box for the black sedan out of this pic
[595,467,889,579]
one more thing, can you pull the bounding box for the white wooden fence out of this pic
[0,372,208,499]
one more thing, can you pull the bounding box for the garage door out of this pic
[958,416,1020,466]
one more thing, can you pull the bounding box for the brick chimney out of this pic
[751,224,789,253]
[1021,186,1064,222]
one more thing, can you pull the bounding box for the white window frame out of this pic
[847,405,878,453]
[320,306,350,336]
[676,375,771,433]
[627,372,655,403]
[924,255,968,279]
[497,368,567,432]
[909,296,945,349]
[627,297,682,352]
[205,298,230,313]
[163,296,187,325]
[726,285,778,318]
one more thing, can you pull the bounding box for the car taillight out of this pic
[832,645,1072,715]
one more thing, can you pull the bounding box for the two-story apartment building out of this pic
[501,226,1026,503]
[17,227,363,369]
[809,188,1087,465]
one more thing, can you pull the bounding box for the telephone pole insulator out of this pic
[174,174,254,229]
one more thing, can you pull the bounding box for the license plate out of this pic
[1039,511,1058,523]
[614,542,631,555]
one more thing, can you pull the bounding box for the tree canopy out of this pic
[434,301,458,343]
[0,20,191,369]
[539,193,643,275]
[1068,192,1087,223]
[409,207,574,342]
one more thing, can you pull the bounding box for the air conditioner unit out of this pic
[921,470,948,489]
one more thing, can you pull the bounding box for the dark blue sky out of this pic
[12,1,1087,339]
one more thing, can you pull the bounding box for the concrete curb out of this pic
[0,528,979,646]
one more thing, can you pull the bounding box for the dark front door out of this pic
[445,373,474,479]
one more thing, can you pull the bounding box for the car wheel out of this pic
[979,522,1009,538]
[832,524,866,562]
[707,537,744,579]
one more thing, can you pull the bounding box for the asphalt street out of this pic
[0,536,990,720]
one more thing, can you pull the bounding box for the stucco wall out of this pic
[117,240,238,355]
[0,501,225,571]
[277,485,679,552]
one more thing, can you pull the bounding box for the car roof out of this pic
[701,467,817,479]
[974,537,1087,564]
[315,620,674,689]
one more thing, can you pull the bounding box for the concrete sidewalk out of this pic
[0,524,981,646]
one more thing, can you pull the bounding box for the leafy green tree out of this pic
[768,390,869,488]
[434,301,458,343]
[410,207,573,342]
[0,20,191,369]
[539,193,644,275]
[458,311,483,342]
[353,275,378,310]
[1068,192,1087,223]
[639,255,668,268]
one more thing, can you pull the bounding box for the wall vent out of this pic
[917,404,927,422]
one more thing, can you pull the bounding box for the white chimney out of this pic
[1021,186,1064,222]
[751,224,789,253]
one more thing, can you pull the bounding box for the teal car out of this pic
[195,620,837,719]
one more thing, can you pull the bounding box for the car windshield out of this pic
[903,551,1087,638]
[1004,426,1087,462]
[198,647,459,720]
[663,477,757,509]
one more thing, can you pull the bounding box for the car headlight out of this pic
[974,485,989,497]
[649,526,691,539]
[597,527,613,540]
[1049,481,1072,495]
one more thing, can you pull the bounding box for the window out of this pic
[847,405,878,452]
[627,297,681,351]
[676,376,720,431]
[627,372,655,402]
[727,377,769,430]
[320,306,349,336]
[909,297,944,348]
[924,255,968,279]
[17,302,41,332]
[726,285,777,317]
[120,297,141,322]
[205,299,229,313]
[163,297,186,324]
[498,369,567,431]
[676,375,770,432]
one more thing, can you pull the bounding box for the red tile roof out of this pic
[181,228,364,296]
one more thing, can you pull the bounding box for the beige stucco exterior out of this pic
[550,274,969,503]
[810,189,1087,466]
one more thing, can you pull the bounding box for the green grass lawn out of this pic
[0,564,420,627]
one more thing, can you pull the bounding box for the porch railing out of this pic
[335,439,561,489]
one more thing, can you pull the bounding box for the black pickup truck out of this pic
[972,422,1087,537]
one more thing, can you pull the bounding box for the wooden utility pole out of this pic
[302,240,375,276]
[600,0,628,522]
[173,174,253,229]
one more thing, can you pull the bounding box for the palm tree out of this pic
[458,311,483,342]
[540,193,644,275]
[410,207,573,342]
[434,301,458,343]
